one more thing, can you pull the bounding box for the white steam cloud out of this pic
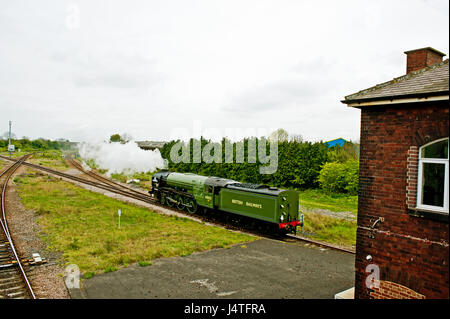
[78,140,165,175]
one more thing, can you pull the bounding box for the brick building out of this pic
[342,47,449,299]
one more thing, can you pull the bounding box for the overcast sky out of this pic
[1,0,449,143]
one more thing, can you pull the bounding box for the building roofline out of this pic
[324,138,347,143]
[343,59,449,105]
[341,90,449,105]
[404,47,446,57]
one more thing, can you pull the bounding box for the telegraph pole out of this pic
[8,121,14,157]
[9,121,11,143]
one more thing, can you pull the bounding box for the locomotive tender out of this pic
[149,170,301,233]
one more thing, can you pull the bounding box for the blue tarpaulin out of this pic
[324,138,347,148]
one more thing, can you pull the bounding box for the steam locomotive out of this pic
[149,170,301,234]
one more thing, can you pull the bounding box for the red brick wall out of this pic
[355,100,449,299]
[406,146,418,209]
[370,280,426,299]
[406,49,444,74]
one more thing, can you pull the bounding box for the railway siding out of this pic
[0,155,36,299]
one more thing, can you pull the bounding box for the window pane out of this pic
[421,162,445,207]
[421,139,449,159]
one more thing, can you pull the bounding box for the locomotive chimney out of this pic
[404,47,446,74]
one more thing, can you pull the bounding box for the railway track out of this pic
[1,154,355,255]
[0,155,154,205]
[65,156,355,254]
[65,157,148,198]
[0,155,36,299]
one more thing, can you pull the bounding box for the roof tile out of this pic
[344,59,449,102]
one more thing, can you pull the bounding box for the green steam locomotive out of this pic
[149,170,301,233]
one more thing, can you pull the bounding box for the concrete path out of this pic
[73,238,354,299]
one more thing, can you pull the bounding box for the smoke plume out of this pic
[77,140,165,176]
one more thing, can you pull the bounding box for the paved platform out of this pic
[73,238,355,299]
[335,287,355,299]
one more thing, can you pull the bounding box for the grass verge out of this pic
[1,150,69,171]
[298,189,358,214]
[29,150,69,171]
[82,158,154,191]
[298,212,356,247]
[15,170,256,275]
[297,189,357,247]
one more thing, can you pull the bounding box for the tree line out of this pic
[160,136,359,194]
[1,132,360,195]
[0,137,75,151]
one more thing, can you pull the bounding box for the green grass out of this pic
[0,158,7,170]
[83,158,154,190]
[1,150,69,171]
[295,189,357,247]
[298,189,358,214]
[29,150,69,170]
[138,261,152,267]
[15,170,256,275]
[110,171,153,190]
[298,212,356,247]
[84,272,95,279]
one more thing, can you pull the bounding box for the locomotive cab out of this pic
[149,170,171,199]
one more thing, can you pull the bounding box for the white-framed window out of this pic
[416,137,449,213]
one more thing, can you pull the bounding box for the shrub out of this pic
[327,142,360,163]
[343,160,359,195]
[318,160,359,195]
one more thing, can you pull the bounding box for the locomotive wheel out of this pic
[166,196,174,207]
[186,198,198,214]
[176,195,184,210]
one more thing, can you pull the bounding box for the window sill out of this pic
[408,207,449,223]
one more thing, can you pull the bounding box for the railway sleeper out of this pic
[0,255,14,260]
[0,269,20,278]
[0,276,21,285]
[0,255,45,266]
[3,283,25,290]
[0,280,24,290]
[0,259,17,264]
[0,264,16,270]
[6,290,27,299]
[2,284,26,295]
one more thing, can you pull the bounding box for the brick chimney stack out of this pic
[404,47,446,74]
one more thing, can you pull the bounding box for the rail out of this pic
[0,154,36,299]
